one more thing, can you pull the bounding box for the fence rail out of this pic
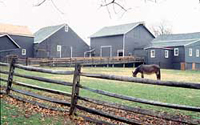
[0,59,200,125]
[1,56,144,67]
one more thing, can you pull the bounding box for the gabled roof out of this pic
[0,23,33,37]
[34,24,66,44]
[0,34,21,48]
[90,22,145,38]
[146,32,200,49]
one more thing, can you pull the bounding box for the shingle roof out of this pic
[0,23,33,37]
[90,22,144,38]
[146,32,200,49]
[34,24,65,44]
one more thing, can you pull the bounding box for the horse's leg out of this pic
[141,73,144,78]
[156,69,161,80]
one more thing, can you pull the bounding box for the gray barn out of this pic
[90,22,155,57]
[145,32,200,70]
[34,24,89,58]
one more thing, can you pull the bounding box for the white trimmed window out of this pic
[196,49,199,57]
[165,50,169,58]
[117,50,124,57]
[57,45,61,51]
[150,50,155,58]
[22,49,26,55]
[65,25,68,32]
[174,48,179,56]
[189,48,192,57]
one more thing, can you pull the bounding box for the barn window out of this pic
[165,50,169,58]
[65,25,68,32]
[189,48,192,57]
[22,49,26,55]
[196,49,199,57]
[117,50,124,57]
[57,45,61,51]
[150,50,155,58]
[174,48,179,56]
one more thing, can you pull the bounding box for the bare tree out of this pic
[34,0,64,14]
[34,0,200,17]
[34,0,158,17]
[150,20,172,37]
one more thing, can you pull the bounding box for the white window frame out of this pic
[117,49,124,57]
[57,45,62,58]
[57,45,61,52]
[189,48,192,57]
[165,50,169,58]
[150,50,155,58]
[22,49,26,55]
[65,25,68,32]
[174,48,179,56]
[196,49,199,57]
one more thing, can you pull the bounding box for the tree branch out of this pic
[34,0,47,6]
[50,0,65,14]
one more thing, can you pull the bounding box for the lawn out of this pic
[1,66,200,124]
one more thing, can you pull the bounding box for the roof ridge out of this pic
[90,22,144,38]
[34,24,66,44]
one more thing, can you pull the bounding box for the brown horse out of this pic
[132,64,161,80]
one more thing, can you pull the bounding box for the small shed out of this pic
[34,24,89,58]
[90,22,155,57]
[145,32,200,70]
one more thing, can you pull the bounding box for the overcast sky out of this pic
[0,0,200,44]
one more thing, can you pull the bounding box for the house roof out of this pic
[90,22,145,38]
[0,34,21,48]
[0,23,33,37]
[146,32,200,49]
[34,24,66,44]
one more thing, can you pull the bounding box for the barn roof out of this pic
[34,24,66,44]
[90,22,145,38]
[0,34,21,48]
[0,23,33,37]
[146,32,200,49]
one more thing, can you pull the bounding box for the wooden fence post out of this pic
[69,64,81,115]
[6,57,17,94]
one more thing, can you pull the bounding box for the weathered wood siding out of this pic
[90,35,123,57]
[34,26,89,58]
[185,41,200,63]
[10,35,34,58]
[146,48,173,69]
[125,24,154,57]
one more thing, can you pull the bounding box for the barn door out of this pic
[100,46,112,57]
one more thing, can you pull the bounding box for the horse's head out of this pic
[132,71,137,77]
[132,66,140,77]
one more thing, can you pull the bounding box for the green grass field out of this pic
[1,66,200,123]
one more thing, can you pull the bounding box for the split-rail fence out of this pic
[0,58,200,125]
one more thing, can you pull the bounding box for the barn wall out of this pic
[146,48,173,69]
[90,35,123,57]
[34,26,89,58]
[0,36,18,50]
[185,41,200,63]
[0,36,20,61]
[10,35,34,58]
[172,46,185,69]
[125,24,154,57]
